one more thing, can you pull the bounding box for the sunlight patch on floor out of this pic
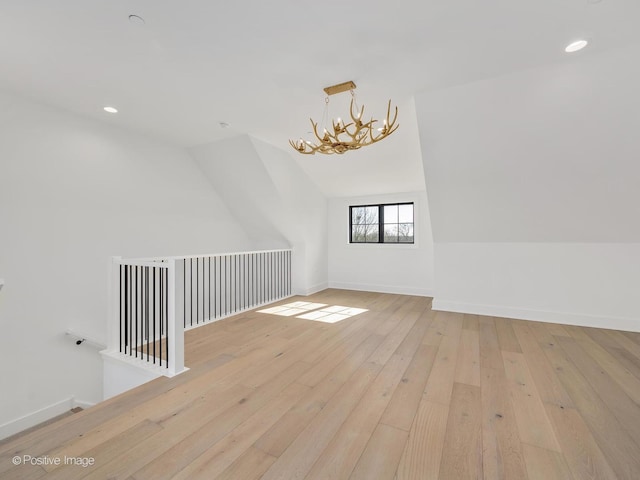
[257,301,328,317]
[258,302,368,323]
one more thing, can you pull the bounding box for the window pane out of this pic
[352,207,366,225]
[398,204,413,223]
[384,204,398,224]
[398,224,414,243]
[364,206,378,224]
[384,224,398,242]
[365,225,379,242]
[351,225,366,242]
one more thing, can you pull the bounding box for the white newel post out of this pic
[167,258,185,376]
[107,256,122,354]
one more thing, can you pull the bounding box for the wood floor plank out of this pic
[480,367,528,480]
[40,380,252,470]
[555,335,640,446]
[437,383,483,479]
[501,351,561,452]
[565,325,640,405]
[493,317,522,353]
[462,313,480,331]
[543,322,572,338]
[258,361,382,480]
[620,331,640,347]
[454,328,481,387]
[479,317,503,370]
[214,446,277,480]
[395,400,449,480]
[522,443,574,480]
[541,339,640,480]
[367,309,422,366]
[430,311,463,338]
[304,348,421,480]
[544,403,618,480]
[422,333,461,405]
[164,382,309,480]
[606,330,640,363]
[380,344,438,431]
[585,328,640,379]
[254,334,384,457]
[349,424,408,480]
[511,324,575,408]
[296,328,375,387]
[77,361,309,480]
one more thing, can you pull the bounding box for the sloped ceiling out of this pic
[417,43,640,242]
[0,1,638,198]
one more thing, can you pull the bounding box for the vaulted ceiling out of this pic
[1,0,638,197]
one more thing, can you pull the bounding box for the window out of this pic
[350,202,414,244]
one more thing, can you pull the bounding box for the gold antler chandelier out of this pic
[290,81,399,155]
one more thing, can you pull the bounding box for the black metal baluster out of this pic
[145,266,149,361]
[215,256,218,319]
[183,259,186,329]
[135,266,138,358]
[225,255,228,315]
[152,267,156,364]
[159,268,165,366]
[128,265,132,355]
[202,257,204,321]
[119,265,123,353]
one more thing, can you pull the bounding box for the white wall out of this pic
[328,191,434,297]
[0,91,252,434]
[417,43,640,243]
[190,135,328,295]
[433,243,640,332]
[416,44,640,331]
[251,138,328,293]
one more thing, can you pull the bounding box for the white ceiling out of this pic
[0,0,638,197]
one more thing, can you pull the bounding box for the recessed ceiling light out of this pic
[128,14,145,26]
[103,106,118,113]
[565,40,588,53]
[219,122,230,128]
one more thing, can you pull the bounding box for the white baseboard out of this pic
[0,396,91,441]
[432,299,640,333]
[298,282,329,296]
[72,399,96,410]
[329,281,433,298]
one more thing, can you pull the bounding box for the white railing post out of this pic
[106,256,122,353]
[167,258,185,375]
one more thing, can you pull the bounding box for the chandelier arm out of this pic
[310,119,332,145]
[290,90,399,155]
[387,101,399,129]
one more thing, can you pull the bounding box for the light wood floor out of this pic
[2,289,640,479]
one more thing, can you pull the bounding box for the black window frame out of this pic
[349,202,415,244]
